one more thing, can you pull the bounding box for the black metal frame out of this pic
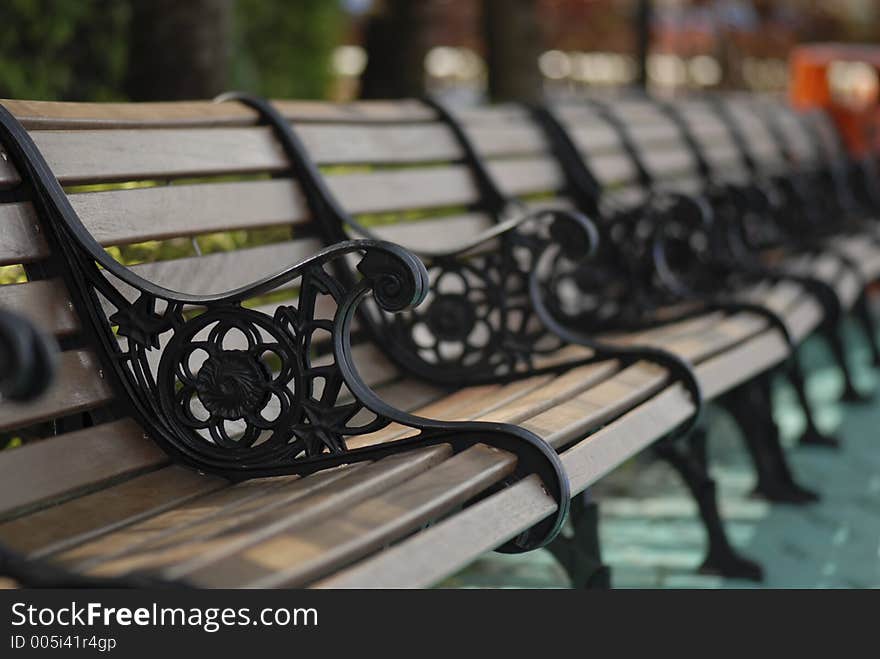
[0,103,575,556]
[531,98,774,579]
[639,97,849,438]
[789,106,880,363]
[530,95,843,579]
[710,96,876,401]
[211,93,727,587]
[220,92,704,436]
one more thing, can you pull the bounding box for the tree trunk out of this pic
[359,0,430,99]
[125,0,232,101]
[634,0,652,90]
[483,0,543,103]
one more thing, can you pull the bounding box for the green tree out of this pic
[231,0,344,99]
[0,0,129,100]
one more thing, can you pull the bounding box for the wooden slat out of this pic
[0,350,112,431]
[369,213,495,251]
[349,360,620,449]
[559,125,622,154]
[0,466,226,557]
[55,464,360,571]
[456,105,532,125]
[83,444,453,579]
[468,124,550,158]
[312,474,555,589]
[586,152,637,184]
[0,419,163,521]
[3,98,437,129]
[125,239,322,296]
[3,125,465,186]
[30,128,287,184]
[0,202,48,265]
[67,180,307,246]
[642,149,697,178]
[489,157,565,196]
[0,279,78,336]
[185,444,516,587]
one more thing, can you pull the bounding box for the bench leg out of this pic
[547,493,611,589]
[823,325,872,403]
[723,377,821,501]
[654,430,764,582]
[785,357,841,448]
[853,290,880,368]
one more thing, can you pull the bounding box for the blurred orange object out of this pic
[790,43,880,157]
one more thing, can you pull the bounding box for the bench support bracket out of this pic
[721,376,820,502]
[547,494,611,589]
[654,429,764,582]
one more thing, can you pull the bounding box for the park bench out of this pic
[231,94,835,574]
[0,95,850,589]
[541,92,878,401]
[696,94,880,389]
[434,98,836,490]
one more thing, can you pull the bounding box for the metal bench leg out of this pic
[786,355,841,448]
[823,324,872,403]
[853,289,880,368]
[654,429,764,582]
[547,492,611,589]
[722,376,820,502]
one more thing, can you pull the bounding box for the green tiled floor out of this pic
[445,322,880,588]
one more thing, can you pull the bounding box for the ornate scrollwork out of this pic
[157,307,304,454]
[364,208,600,384]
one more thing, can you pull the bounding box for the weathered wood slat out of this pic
[186,444,516,587]
[2,98,437,129]
[0,202,49,265]
[312,473,555,588]
[0,121,558,189]
[0,279,78,336]
[0,419,163,521]
[85,445,454,580]
[0,466,226,557]
[0,350,112,432]
[56,465,359,571]
[126,239,322,296]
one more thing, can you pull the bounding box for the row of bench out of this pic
[0,90,877,588]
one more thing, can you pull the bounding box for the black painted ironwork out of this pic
[546,493,611,589]
[219,92,704,440]
[714,98,875,402]
[643,96,854,443]
[0,103,574,554]
[537,97,841,475]
[0,309,57,402]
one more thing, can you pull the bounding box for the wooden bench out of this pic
[542,92,878,400]
[0,96,844,588]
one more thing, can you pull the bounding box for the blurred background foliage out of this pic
[0,0,343,101]
[2,0,878,104]
[232,0,343,99]
[0,0,130,100]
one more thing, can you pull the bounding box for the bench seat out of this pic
[0,273,818,587]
